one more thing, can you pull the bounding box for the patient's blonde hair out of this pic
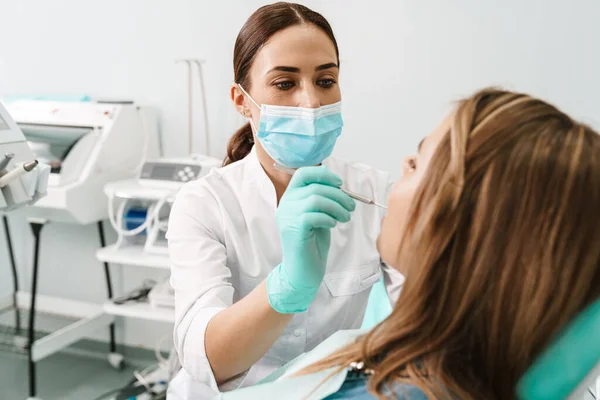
[302,88,600,399]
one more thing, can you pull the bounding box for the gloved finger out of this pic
[299,212,338,230]
[290,184,356,212]
[301,195,352,223]
[288,166,342,190]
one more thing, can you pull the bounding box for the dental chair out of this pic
[517,299,600,400]
[360,285,600,399]
[360,277,393,330]
[256,287,599,399]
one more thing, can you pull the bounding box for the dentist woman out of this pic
[167,3,402,398]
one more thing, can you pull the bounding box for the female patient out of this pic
[222,88,600,399]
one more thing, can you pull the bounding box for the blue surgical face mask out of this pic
[238,84,343,168]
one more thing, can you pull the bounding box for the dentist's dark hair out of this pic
[223,2,340,166]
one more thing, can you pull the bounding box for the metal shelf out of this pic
[96,244,170,269]
[0,320,44,356]
[0,293,114,362]
[103,301,174,324]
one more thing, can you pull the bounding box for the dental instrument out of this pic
[0,103,49,212]
[0,152,15,172]
[273,163,388,210]
[0,159,38,188]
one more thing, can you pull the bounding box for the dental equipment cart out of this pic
[97,156,220,325]
[0,99,159,400]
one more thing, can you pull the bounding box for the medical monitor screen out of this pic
[0,115,9,131]
[152,165,175,180]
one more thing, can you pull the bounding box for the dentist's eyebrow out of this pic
[315,62,338,71]
[267,63,338,74]
[267,66,300,73]
[418,138,425,153]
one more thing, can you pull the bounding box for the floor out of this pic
[0,307,159,400]
[0,348,154,400]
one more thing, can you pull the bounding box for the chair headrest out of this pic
[517,299,600,400]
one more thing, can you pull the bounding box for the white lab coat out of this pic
[166,148,403,400]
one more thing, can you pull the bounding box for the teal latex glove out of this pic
[267,166,356,314]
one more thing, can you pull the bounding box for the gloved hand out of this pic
[267,166,356,314]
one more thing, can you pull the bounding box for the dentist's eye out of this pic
[406,157,417,171]
[317,79,336,89]
[275,81,295,91]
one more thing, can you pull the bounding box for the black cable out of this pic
[2,216,21,332]
[92,387,122,400]
[115,384,149,400]
[28,221,45,398]
[589,387,597,400]
[91,362,168,400]
[97,221,117,353]
[92,372,163,400]
[91,375,137,400]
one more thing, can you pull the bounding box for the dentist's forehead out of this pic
[252,25,338,76]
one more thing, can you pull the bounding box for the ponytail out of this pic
[223,122,254,166]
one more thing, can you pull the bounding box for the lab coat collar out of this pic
[247,146,278,210]
[246,145,335,210]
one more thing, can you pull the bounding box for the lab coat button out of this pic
[293,330,302,337]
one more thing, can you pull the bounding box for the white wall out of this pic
[1,0,599,349]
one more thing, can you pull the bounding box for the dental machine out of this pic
[104,155,221,255]
[2,99,160,224]
[0,102,49,212]
[0,99,161,399]
[102,57,217,255]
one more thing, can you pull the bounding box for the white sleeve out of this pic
[167,181,234,391]
[380,179,405,304]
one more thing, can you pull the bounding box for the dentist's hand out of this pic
[267,166,356,314]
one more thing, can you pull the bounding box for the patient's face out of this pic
[377,116,450,272]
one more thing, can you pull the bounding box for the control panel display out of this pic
[152,165,176,180]
[141,162,202,183]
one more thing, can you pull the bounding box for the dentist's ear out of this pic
[230,84,251,117]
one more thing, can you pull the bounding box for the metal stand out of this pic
[27,220,45,399]
[97,221,124,369]
[2,216,21,333]
[0,219,120,400]
[97,221,116,352]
